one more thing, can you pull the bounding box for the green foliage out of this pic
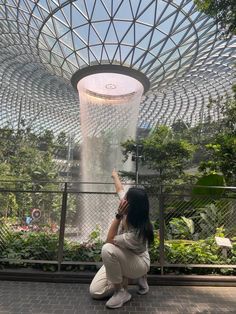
[196,90,236,185]
[1,231,59,261]
[0,127,58,183]
[196,202,231,237]
[164,199,198,221]
[194,0,236,36]
[0,191,18,218]
[1,226,236,273]
[149,231,160,263]
[192,174,225,196]
[62,227,103,263]
[199,135,236,185]
[168,90,236,186]
[88,225,101,242]
[171,120,190,135]
[165,238,219,264]
[164,190,235,241]
[215,226,225,237]
[164,228,233,266]
[121,125,195,185]
[168,217,195,240]
[0,126,68,224]
[64,241,103,263]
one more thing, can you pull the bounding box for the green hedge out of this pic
[1,231,235,269]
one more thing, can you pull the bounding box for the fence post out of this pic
[57,182,68,271]
[158,185,165,275]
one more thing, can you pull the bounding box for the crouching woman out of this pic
[89,187,154,309]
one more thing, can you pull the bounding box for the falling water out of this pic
[76,72,144,240]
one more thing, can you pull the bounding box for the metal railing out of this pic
[0,181,235,274]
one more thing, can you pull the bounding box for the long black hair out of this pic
[126,187,154,245]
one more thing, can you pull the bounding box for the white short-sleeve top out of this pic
[114,188,150,263]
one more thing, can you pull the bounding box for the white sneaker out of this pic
[137,276,149,295]
[105,288,132,308]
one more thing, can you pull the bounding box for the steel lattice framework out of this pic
[0,0,235,140]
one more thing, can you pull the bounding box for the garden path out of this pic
[0,281,235,313]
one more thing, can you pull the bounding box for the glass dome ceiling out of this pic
[0,0,235,140]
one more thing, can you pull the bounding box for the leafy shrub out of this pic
[149,231,160,263]
[164,238,220,264]
[1,231,58,261]
[167,217,195,240]
[63,241,103,262]
[1,227,236,274]
[196,201,234,237]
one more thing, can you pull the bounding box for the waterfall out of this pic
[76,72,143,241]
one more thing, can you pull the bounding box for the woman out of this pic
[89,170,154,309]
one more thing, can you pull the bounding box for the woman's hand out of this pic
[118,199,129,216]
[111,168,118,179]
[112,168,124,194]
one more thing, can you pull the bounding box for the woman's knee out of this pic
[101,242,116,259]
[89,282,103,299]
[89,280,114,300]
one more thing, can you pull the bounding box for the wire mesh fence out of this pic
[0,181,235,273]
[163,193,236,267]
[0,187,62,263]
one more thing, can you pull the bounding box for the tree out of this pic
[199,134,236,185]
[0,126,60,222]
[198,89,236,185]
[194,0,236,37]
[121,125,195,186]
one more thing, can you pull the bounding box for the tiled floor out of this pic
[0,281,235,314]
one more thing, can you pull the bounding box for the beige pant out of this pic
[89,243,150,299]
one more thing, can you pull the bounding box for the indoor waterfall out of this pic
[76,72,144,241]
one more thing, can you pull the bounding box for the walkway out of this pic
[0,281,236,313]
